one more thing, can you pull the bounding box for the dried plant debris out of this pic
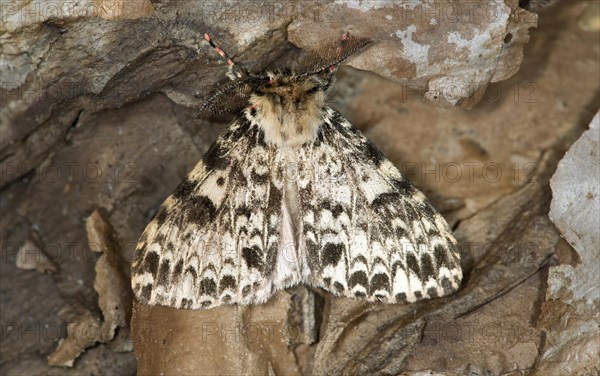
[87,210,133,344]
[48,210,133,367]
[15,236,58,274]
[86,209,121,254]
[47,306,102,367]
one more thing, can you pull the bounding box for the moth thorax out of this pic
[249,76,325,147]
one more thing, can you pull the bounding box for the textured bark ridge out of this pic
[1,0,599,375]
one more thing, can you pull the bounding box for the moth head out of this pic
[198,33,372,118]
[250,72,327,113]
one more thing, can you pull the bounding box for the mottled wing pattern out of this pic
[298,108,462,303]
[131,114,290,309]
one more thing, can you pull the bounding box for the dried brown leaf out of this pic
[15,237,58,274]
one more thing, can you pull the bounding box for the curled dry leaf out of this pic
[47,306,102,367]
[86,210,133,343]
[86,209,121,254]
[15,237,58,274]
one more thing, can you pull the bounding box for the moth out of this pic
[131,33,462,310]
